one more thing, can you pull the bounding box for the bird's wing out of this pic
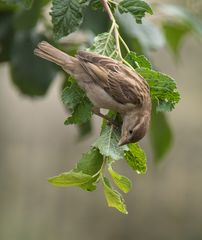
[77,51,149,106]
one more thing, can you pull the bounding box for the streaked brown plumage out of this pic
[34,41,151,145]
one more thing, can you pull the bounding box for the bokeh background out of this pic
[0,0,202,239]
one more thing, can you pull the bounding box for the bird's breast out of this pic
[84,82,125,112]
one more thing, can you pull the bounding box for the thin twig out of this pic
[100,0,114,21]
[114,24,122,57]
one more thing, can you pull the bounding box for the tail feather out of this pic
[34,41,77,73]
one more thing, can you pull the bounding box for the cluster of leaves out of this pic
[0,0,58,95]
[62,77,93,125]
[56,29,179,212]
[1,0,201,213]
[50,0,153,39]
[48,0,180,214]
[49,117,147,214]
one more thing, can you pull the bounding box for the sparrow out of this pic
[34,41,151,146]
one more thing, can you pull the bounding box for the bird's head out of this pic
[118,111,150,146]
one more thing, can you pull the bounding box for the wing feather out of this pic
[77,51,149,106]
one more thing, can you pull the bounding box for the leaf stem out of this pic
[122,58,136,70]
[92,155,106,179]
[119,34,130,53]
[114,25,122,57]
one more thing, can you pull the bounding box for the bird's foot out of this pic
[92,107,120,127]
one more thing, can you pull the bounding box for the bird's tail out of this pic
[34,41,77,73]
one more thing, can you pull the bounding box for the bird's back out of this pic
[77,51,151,111]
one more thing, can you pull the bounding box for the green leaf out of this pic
[78,120,92,138]
[91,0,116,12]
[150,109,173,162]
[124,143,147,174]
[90,0,101,10]
[0,12,14,62]
[94,123,127,161]
[136,68,180,111]
[73,148,103,191]
[62,78,85,109]
[1,0,33,9]
[108,166,132,193]
[62,77,93,136]
[10,31,57,96]
[64,100,92,125]
[62,77,92,125]
[74,148,103,176]
[88,32,119,58]
[0,2,16,10]
[79,0,90,5]
[51,0,84,39]
[103,177,128,214]
[118,0,153,24]
[78,179,97,191]
[163,22,190,56]
[81,3,109,35]
[125,51,151,69]
[74,148,103,191]
[48,171,92,186]
[49,148,103,191]
[14,1,45,30]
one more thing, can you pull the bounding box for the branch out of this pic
[100,0,114,21]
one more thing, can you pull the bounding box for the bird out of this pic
[34,41,151,146]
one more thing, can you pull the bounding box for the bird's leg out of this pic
[92,107,119,127]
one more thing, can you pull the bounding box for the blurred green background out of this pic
[0,0,202,239]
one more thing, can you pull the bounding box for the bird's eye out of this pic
[129,130,133,135]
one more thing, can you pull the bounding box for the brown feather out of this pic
[77,51,150,107]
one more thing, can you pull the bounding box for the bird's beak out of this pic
[118,136,128,146]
